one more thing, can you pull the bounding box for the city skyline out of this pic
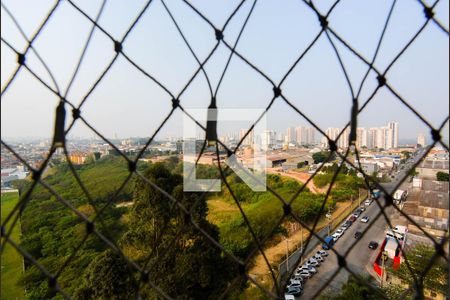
[1,2,448,300]
[1,1,449,143]
[2,121,440,147]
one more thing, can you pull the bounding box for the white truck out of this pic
[393,225,407,236]
[393,189,407,204]
[386,229,404,241]
[384,238,398,259]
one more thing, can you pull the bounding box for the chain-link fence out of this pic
[1,0,449,299]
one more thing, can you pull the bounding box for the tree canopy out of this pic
[312,151,335,164]
[392,244,448,296]
[120,162,235,299]
[436,171,449,182]
[320,275,386,300]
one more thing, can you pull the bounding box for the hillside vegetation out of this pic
[15,156,342,298]
[1,192,25,300]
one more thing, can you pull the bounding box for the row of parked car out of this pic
[285,201,376,298]
[329,206,371,242]
[284,250,329,298]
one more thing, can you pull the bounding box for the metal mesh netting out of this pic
[1,0,449,299]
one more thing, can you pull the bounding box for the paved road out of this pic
[288,151,425,299]
[278,149,425,281]
[300,197,390,298]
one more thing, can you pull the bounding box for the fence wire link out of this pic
[1,0,449,299]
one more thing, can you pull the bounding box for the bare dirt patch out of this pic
[267,169,326,194]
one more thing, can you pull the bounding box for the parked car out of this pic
[354,231,362,239]
[348,215,357,222]
[365,199,373,206]
[368,241,379,249]
[287,280,303,290]
[313,254,324,262]
[317,250,328,257]
[332,232,340,241]
[344,220,353,227]
[359,206,365,212]
[361,216,369,223]
[322,236,335,250]
[291,275,305,283]
[307,258,320,267]
[284,294,295,300]
[352,210,361,218]
[300,265,317,274]
[335,228,345,236]
[288,279,303,286]
[295,269,311,278]
[285,286,302,297]
[332,229,344,240]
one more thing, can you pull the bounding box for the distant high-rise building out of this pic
[338,127,350,149]
[375,127,386,149]
[287,127,295,143]
[358,122,399,150]
[306,127,316,145]
[368,127,381,149]
[357,128,368,148]
[384,126,393,149]
[321,122,399,150]
[296,126,305,145]
[261,130,276,150]
[417,133,426,147]
[324,127,340,147]
[296,126,317,145]
[239,129,246,142]
[388,121,399,148]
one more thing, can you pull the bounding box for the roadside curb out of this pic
[365,252,381,284]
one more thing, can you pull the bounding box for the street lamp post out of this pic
[300,225,303,264]
[358,188,361,207]
[380,251,388,287]
[286,238,289,272]
[326,210,332,236]
[300,226,303,251]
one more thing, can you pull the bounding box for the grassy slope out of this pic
[1,192,25,300]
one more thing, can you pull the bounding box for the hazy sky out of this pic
[1,0,449,143]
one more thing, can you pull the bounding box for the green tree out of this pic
[319,275,387,300]
[401,151,411,160]
[436,171,449,182]
[121,163,234,299]
[312,151,335,164]
[74,249,138,299]
[84,155,95,165]
[408,168,418,177]
[392,244,448,296]
[381,283,409,299]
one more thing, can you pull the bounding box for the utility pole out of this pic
[326,210,332,236]
[286,238,289,272]
[358,188,361,207]
[300,225,303,264]
[380,251,388,287]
